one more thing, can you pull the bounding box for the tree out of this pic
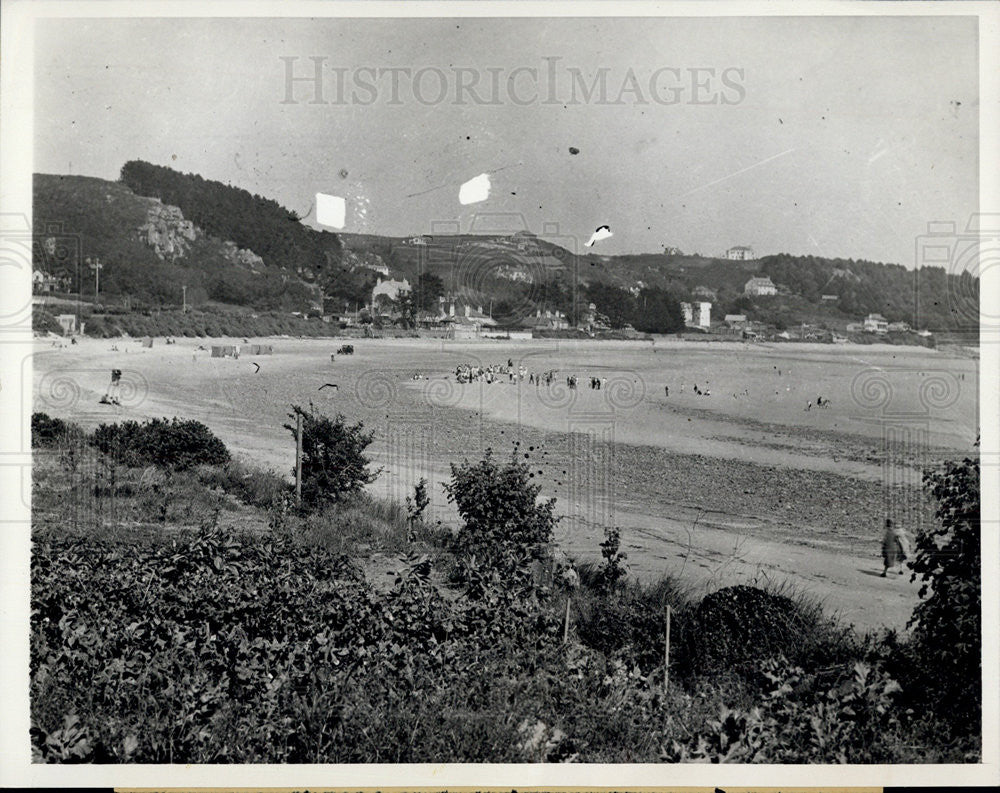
[631,286,684,334]
[909,451,980,719]
[284,404,380,508]
[414,272,445,312]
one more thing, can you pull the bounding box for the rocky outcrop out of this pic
[138,198,265,271]
[221,241,265,272]
[137,200,197,261]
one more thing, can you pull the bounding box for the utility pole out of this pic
[182,285,187,313]
[88,257,103,300]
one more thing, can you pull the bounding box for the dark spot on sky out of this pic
[569,146,580,155]
[339,168,348,179]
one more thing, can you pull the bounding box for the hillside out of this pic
[34,164,978,337]
[33,170,368,313]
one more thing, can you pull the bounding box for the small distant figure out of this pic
[100,368,123,405]
[805,401,812,411]
[70,337,78,345]
[664,385,669,397]
[881,518,911,577]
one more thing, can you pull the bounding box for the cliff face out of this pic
[137,198,264,271]
[137,200,197,260]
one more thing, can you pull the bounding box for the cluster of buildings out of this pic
[846,314,920,335]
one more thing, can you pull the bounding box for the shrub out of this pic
[31,412,85,448]
[195,459,288,509]
[443,448,558,572]
[284,403,379,508]
[32,310,63,335]
[405,478,430,536]
[597,526,628,595]
[909,454,981,724]
[91,417,230,471]
[688,585,816,676]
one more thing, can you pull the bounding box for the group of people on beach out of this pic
[454,359,567,387]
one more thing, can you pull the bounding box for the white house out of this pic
[724,314,748,329]
[744,277,777,297]
[371,277,411,308]
[888,321,911,332]
[864,313,889,334]
[681,301,712,329]
[726,246,755,260]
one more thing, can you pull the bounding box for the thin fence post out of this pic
[664,604,672,695]
[563,596,571,644]
[295,412,303,506]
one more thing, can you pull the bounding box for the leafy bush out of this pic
[91,417,230,471]
[31,412,85,448]
[443,448,558,572]
[909,454,981,723]
[665,657,906,763]
[688,585,814,676]
[597,526,628,595]
[32,310,63,336]
[284,404,380,508]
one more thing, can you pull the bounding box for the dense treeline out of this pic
[759,254,977,332]
[584,281,685,333]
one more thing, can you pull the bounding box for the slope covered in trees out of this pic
[119,160,343,280]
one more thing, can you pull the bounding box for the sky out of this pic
[34,14,979,266]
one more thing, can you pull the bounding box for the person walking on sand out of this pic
[881,518,911,577]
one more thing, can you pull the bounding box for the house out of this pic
[864,313,889,334]
[744,276,777,297]
[681,301,711,329]
[406,235,431,246]
[888,321,911,332]
[663,246,683,256]
[821,294,839,302]
[435,298,497,331]
[371,277,411,307]
[724,314,748,329]
[521,309,569,331]
[33,269,68,294]
[692,285,718,301]
[494,262,535,284]
[846,322,865,332]
[726,246,755,261]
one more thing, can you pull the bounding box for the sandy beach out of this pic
[33,334,979,632]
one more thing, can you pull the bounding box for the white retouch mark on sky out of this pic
[315,192,346,229]
[458,173,492,205]
[679,148,797,197]
[585,225,613,247]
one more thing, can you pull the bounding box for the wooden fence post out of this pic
[295,412,303,506]
[563,596,572,644]
[664,604,672,695]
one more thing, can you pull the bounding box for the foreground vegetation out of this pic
[30,411,981,763]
